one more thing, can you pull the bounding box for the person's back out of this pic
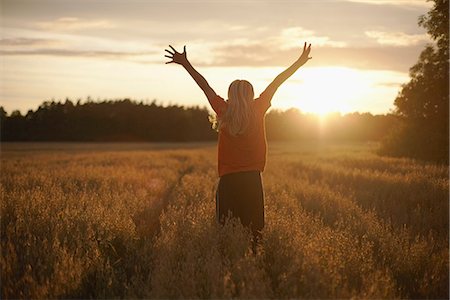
[211,80,271,177]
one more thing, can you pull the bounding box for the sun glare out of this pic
[279,67,373,116]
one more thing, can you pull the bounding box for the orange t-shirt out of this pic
[209,93,271,177]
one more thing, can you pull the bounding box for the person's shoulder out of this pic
[210,95,227,116]
[254,92,271,112]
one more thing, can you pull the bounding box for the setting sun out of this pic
[299,67,367,115]
[271,66,408,115]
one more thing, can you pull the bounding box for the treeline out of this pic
[0,98,396,142]
[0,99,216,142]
[266,109,396,141]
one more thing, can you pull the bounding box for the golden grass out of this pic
[1,142,448,299]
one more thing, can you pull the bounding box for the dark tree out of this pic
[380,0,449,163]
[0,107,7,119]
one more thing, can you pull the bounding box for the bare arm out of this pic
[165,45,217,102]
[262,42,312,101]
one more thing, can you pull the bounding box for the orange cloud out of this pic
[365,31,430,46]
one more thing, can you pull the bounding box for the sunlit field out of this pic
[1,142,448,299]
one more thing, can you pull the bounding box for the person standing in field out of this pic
[164,42,312,243]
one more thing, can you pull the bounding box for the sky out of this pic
[0,0,433,115]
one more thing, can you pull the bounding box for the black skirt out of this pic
[216,171,264,233]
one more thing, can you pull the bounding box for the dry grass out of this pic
[1,142,448,299]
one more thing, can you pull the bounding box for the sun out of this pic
[278,67,371,116]
[300,99,337,116]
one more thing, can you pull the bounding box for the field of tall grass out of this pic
[1,142,448,299]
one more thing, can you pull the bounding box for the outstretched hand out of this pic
[297,42,312,66]
[165,45,188,66]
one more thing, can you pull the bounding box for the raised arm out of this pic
[165,45,217,103]
[262,42,312,101]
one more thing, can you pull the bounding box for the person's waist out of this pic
[220,170,260,178]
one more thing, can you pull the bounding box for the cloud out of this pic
[302,45,424,71]
[0,37,59,46]
[190,26,422,72]
[0,48,157,59]
[345,0,433,8]
[0,32,159,62]
[365,30,430,46]
[0,20,425,73]
[36,17,115,31]
[199,41,424,73]
[375,81,405,88]
[190,26,346,67]
[228,25,248,31]
[277,27,347,49]
[1,35,421,73]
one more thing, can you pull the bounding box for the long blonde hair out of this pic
[218,79,255,136]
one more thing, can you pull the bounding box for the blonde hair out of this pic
[218,80,255,136]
